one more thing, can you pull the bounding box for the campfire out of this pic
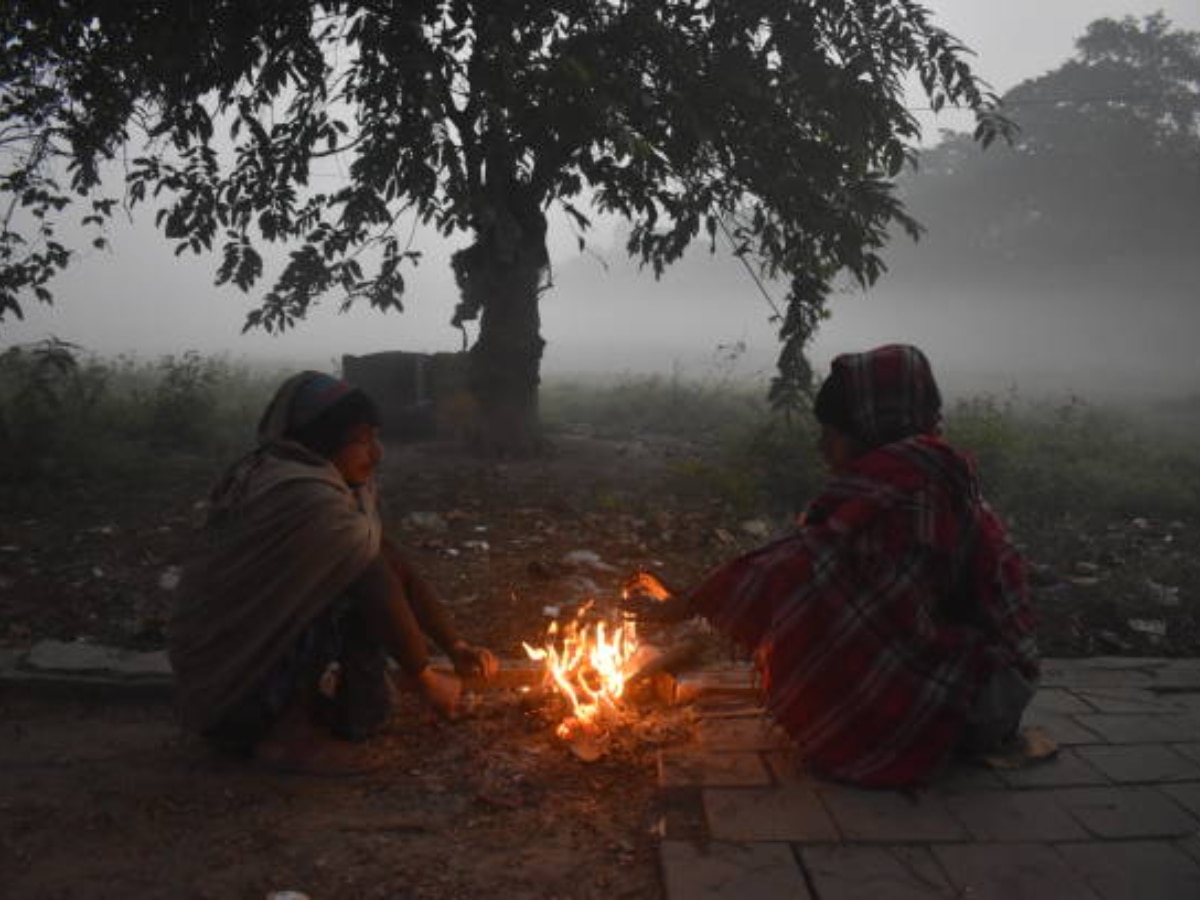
[522,601,641,748]
[521,583,705,761]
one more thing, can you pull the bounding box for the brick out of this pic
[660,749,771,788]
[1055,786,1199,838]
[695,716,787,751]
[1021,710,1104,745]
[1075,744,1200,784]
[704,786,839,842]
[1057,840,1200,900]
[998,749,1109,789]
[1160,781,1200,818]
[802,846,954,899]
[1030,688,1093,715]
[1076,687,1190,715]
[943,790,1087,841]
[659,840,810,900]
[817,786,967,843]
[1074,714,1200,744]
[935,843,1098,900]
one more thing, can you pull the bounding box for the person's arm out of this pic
[621,571,693,623]
[382,538,498,679]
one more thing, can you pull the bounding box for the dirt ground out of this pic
[1,432,1197,898]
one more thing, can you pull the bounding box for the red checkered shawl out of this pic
[690,434,1037,787]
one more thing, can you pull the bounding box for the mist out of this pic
[3,0,1199,407]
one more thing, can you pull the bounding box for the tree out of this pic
[1,1,1009,452]
[902,13,1200,272]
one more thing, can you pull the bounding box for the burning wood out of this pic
[522,602,639,748]
[522,598,703,761]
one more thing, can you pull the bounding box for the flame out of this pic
[523,602,639,739]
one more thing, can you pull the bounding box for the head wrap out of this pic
[814,344,942,447]
[255,371,378,454]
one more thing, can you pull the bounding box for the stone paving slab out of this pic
[1074,713,1200,744]
[659,748,771,788]
[704,786,840,842]
[1054,785,1200,838]
[694,716,788,751]
[1160,781,1200,818]
[817,786,968,843]
[1074,686,1192,714]
[996,748,1111,789]
[801,846,954,899]
[1074,744,1200,783]
[943,790,1088,841]
[933,843,1099,900]
[1020,709,1105,745]
[1056,840,1200,900]
[1178,833,1200,866]
[659,840,811,899]
[1029,687,1094,715]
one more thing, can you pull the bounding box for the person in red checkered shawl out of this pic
[626,344,1039,787]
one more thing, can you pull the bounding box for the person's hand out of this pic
[450,641,500,681]
[621,571,692,623]
[416,666,463,720]
[624,570,673,601]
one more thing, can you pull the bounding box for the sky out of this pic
[4,1,1199,398]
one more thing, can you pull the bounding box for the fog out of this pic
[4,0,1199,402]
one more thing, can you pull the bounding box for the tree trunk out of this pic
[452,201,548,456]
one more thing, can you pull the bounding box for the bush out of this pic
[0,342,276,489]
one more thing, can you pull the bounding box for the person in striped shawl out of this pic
[628,345,1038,787]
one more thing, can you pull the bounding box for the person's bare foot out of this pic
[415,666,462,719]
[254,733,386,776]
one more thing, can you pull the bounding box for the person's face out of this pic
[817,424,861,474]
[330,423,383,485]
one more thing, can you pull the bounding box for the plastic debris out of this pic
[1128,618,1167,638]
[739,519,770,539]
[1145,579,1181,607]
[402,511,448,532]
[158,566,182,591]
[561,549,616,572]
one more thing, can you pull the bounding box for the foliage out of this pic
[902,13,1200,272]
[547,373,1200,526]
[1,0,1012,427]
[0,342,273,487]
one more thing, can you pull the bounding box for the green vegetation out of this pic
[0,341,277,495]
[3,348,1196,534]
[543,373,1200,529]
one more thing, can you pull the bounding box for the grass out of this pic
[3,345,1196,533]
[0,341,280,507]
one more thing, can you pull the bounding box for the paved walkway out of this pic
[659,659,1200,899]
[4,645,1200,898]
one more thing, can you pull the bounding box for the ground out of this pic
[0,432,1197,898]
